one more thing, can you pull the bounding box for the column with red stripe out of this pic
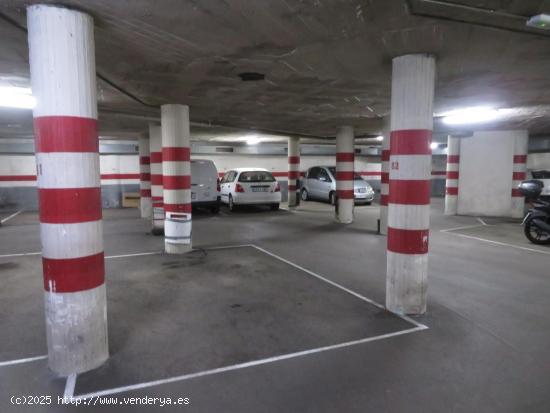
[27,5,108,375]
[139,136,152,219]
[379,121,390,234]
[149,125,164,235]
[288,137,300,207]
[335,126,355,223]
[386,54,435,315]
[161,104,192,254]
[511,131,528,218]
[444,135,460,215]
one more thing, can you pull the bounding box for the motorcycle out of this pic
[519,180,550,245]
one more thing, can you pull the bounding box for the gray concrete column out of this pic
[288,137,300,207]
[444,136,461,215]
[379,120,390,234]
[511,131,528,218]
[139,136,152,218]
[335,126,355,223]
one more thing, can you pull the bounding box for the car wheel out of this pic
[301,188,309,201]
[329,191,336,206]
[228,194,235,211]
[270,203,279,211]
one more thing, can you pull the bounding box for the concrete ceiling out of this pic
[1,0,550,144]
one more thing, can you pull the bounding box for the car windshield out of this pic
[238,171,276,182]
[327,167,363,180]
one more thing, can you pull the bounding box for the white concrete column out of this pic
[444,136,461,215]
[335,126,355,223]
[149,125,164,235]
[386,54,435,315]
[161,104,192,254]
[139,136,152,218]
[379,121,390,234]
[511,131,528,218]
[288,137,300,207]
[27,4,108,375]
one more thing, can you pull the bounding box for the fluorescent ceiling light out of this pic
[441,106,501,125]
[526,14,550,30]
[430,142,439,150]
[375,135,384,141]
[246,134,261,145]
[0,86,36,109]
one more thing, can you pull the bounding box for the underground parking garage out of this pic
[1,0,550,411]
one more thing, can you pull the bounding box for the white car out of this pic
[220,168,281,211]
[191,159,220,213]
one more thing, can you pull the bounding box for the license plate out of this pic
[252,188,268,192]
[357,188,366,193]
[191,193,196,200]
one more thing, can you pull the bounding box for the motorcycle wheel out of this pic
[524,219,550,245]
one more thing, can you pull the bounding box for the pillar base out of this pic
[44,284,109,376]
[336,199,354,224]
[386,251,428,315]
[140,198,152,219]
[165,242,192,254]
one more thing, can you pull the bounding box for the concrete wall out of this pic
[527,152,550,170]
[457,131,516,217]
[0,151,448,211]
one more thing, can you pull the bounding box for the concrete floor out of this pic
[0,199,549,412]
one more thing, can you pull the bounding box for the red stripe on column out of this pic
[34,116,98,153]
[288,185,297,191]
[446,187,458,195]
[0,175,36,181]
[512,172,526,180]
[381,150,390,161]
[336,171,355,180]
[140,173,151,181]
[381,172,389,183]
[164,203,192,213]
[140,156,150,165]
[151,175,163,185]
[43,252,104,293]
[101,173,139,180]
[446,171,459,179]
[513,155,527,163]
[388,180,431,205]
[163,175,191,190]
[288,156,300,164]
[162,147,190,161]
[447,155,460,163]
[380,194,388,206]
[288,171,300,179]
[511,188,522,197]
[150,152,162,163]
[390,129,431,155]
[387,227,429,254]
[39,187,102,223]
[336,153,354,162]
[140,189,151,197]
[337,189,354,199]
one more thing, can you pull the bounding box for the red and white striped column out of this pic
[511,131,528,218]
[335,126,355,223]
[27,4,108,375]
[444,136,461,215]
[161,104,192,254]
[288,137,300,207]
[379,121,390,234]
[149,125,164,235]
[139,136,152,218]
[386,54,435,315]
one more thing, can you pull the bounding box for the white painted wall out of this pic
[527,152,550,170]
[457,131,516,217]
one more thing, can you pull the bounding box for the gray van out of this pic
[301,166,374,205]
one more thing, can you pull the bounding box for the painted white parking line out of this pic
[74,326,425,400]
[105,251,162,259]
[0,355,47,368]
[64,373,77,399]
[444,231,550,256]
[248,244,427,329]
[0,251,41,258]
[0,209,24,225]
[440,223,485,233]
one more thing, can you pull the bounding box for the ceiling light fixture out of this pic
[441,106,501,125]
[246,134,261,145]
[526,14,550,30]
[0,86,36,109]
[430,142,439,150]
[375,135,384,141]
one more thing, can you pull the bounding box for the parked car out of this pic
[527,170,550,199]
[191,159,220,213]
[220,168,281,211]
[301,166,374,205]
